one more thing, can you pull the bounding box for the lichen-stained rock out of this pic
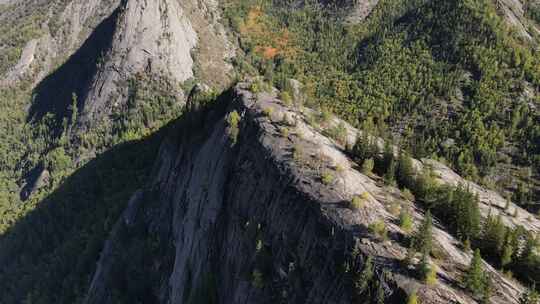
[85,83,526,304]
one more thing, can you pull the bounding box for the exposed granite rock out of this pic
[2,0,234,134]
[85,84,527,304]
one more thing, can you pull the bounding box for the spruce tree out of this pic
[481,277,493,304]
[419,253,437,285]
[397,152,415,190]
[384,157,397,185]
[382,140,394,172]
[413,211,433,256]
[354,256,374,294]
[352,132,368,164]
[483,215,506,255]
[465,249,486,297]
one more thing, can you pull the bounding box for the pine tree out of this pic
[415,169,438,208]
[465,249,486,297]
[354,256,374,294]
[383,157,397,185]
[501,242,513,269]
[352,132,368,164]
[413,211,433,256]
[481,215,506,262]
[397,152,415,190]
[382,139,394,172]
[419,253,437,285]
[481,277,493,304]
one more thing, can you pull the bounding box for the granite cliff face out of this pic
[1,0,233,130]
[1,0,540,303]
[83,84,528,304]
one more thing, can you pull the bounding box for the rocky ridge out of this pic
[83,83,531,304]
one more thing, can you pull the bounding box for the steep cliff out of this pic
[1,0,233,130]
[82,83,527,304]
[1,0,540,303]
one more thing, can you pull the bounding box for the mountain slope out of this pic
[81,83,527,303]
[1,0,540,303]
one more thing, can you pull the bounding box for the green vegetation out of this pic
[252,269,264,288]
[419,255,437,285]
[520,288,540,304]
[350,194,366,210]
[465,249,488,297]
[352,255,387,302]
[353,255,373,295]
[321,170,335,185]
[399,208,413,233]
[412,211,433,256]
[325,122,347,145]
[407,292,419,304]
[525,1,540,25]
[361,158,375,175]
[225,0,540,210]
[368,220,388,240]
[227,110,241,145]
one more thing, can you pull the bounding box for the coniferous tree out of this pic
[352,132,369,164]
[481,277,493,304]
[384,157,397,186]
[354,256,374,294]
[397,151,415,190]
[419,253,437,285]
[465,249,486,297]
[382,140,394,173]
[413,211,433,256]
[481,214,506,262]
[399,208,413,233]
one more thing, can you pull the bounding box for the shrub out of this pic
[321,171,335,185]
[424,263,437,285]
[402,188,415,201]
[263,107,274,118]
[226,110,241,145]
[250,79,265,93]
[279,91,293,106]
[407,292,418,304]
[368,220,388,240]
[319,107,332,124]
[361,158,375,175]
[280,126,289,137]
[326,122,347,144]
[350,195,365,210]
[399,209,413,233]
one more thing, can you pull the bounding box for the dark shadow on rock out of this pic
[27,5,121,128]
[0,88,232,304]
[0,122,171,304]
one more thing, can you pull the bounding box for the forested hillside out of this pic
[225,0,540,209]
[0,0,540,303]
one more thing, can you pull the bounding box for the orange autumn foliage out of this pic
[239,6,297,60]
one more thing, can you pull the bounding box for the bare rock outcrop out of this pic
[2,0,234,134]
[84,84,527,304]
